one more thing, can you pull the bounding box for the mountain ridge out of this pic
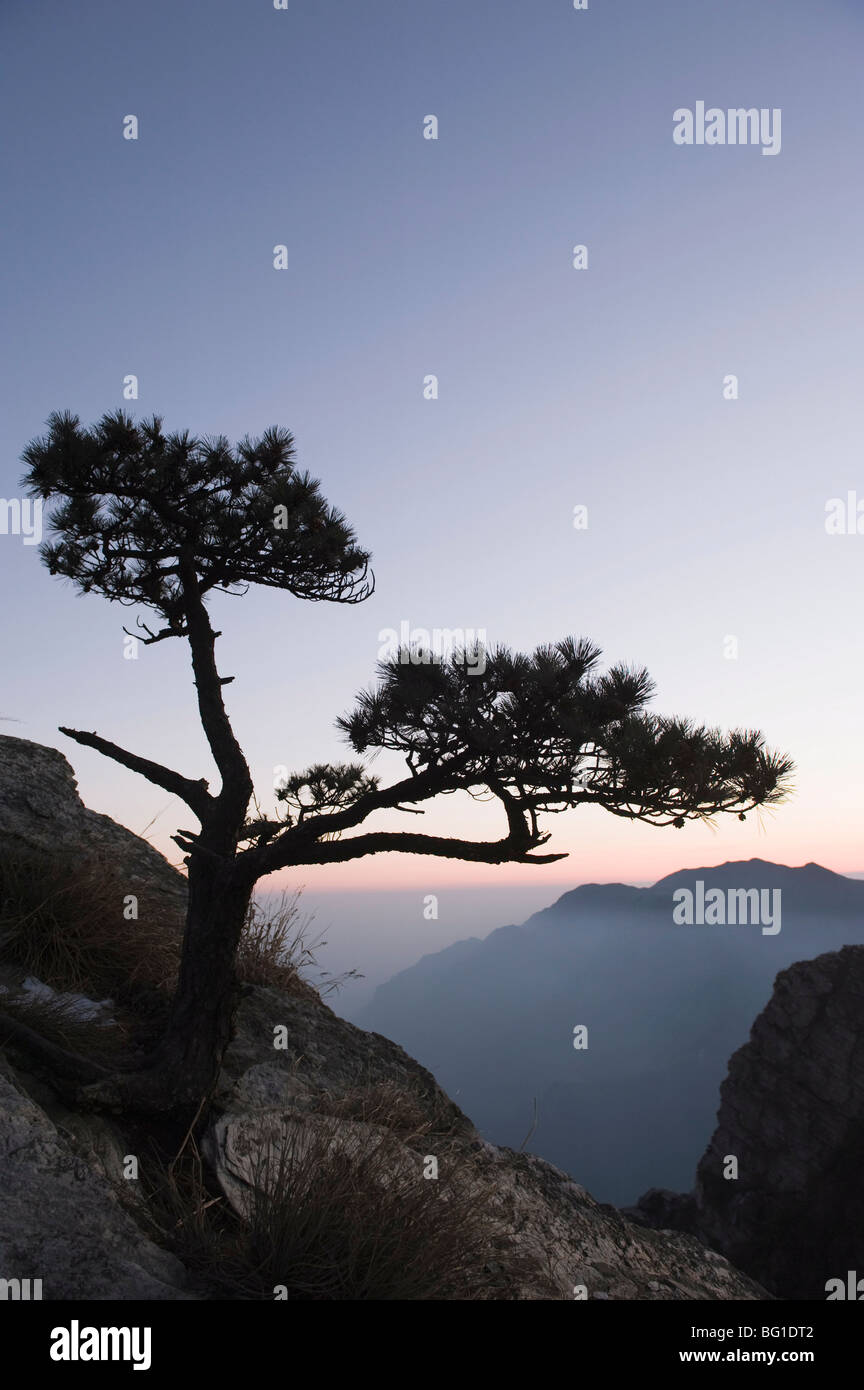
[357,857,864,1204]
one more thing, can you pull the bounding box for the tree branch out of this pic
[244,765,463,875]
[265,830,567,867]
[122,616,187,646]
[58,726,212,821]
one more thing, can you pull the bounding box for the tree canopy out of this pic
[22,410,371,646]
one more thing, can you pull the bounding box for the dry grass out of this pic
[236,891,319,995]
[311,1077,462,1146]
[0,854,346,1022]
[137,1131,233,1280]
[0,851,182,1003]
[142,1115,545,1301]
[237,890,362,998]
[237,1118,502,1299]
[0,987,130,1064]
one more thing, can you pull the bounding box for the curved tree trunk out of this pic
[67,547,260,1120]
[125,551,260,1116]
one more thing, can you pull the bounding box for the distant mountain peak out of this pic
[536,860,864,921]
[649,859,849,891]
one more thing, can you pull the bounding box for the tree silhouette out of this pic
[18,410,794,1117]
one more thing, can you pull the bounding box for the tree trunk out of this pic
[133,555,258,1115]
[153,852,254,1111]
[68,852,255,1120]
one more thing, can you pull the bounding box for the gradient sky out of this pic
[2,0,863,907]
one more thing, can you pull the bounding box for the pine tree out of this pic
[18,410,793,1116]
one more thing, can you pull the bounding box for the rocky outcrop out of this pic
[204,1101,767,1300]
[0,964,769,1300]
[0,736,771,1300]
[633,947,864,1299]
[0,1057,195,1299]
[215,981,475,1127]
[0,733,187,921]
[205,984,769,1299]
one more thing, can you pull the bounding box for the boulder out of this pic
[0,733,187,921]
[0,1058,195,1300]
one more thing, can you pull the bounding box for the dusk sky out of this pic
[2,0,863,926]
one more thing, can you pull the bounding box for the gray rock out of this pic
[216,982,474,1135]
[0,1060,195,1300]
[634,946,864,1298]
[204,1109,421,1220]
[0,733,187,921]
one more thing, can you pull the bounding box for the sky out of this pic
[2,0,863,954]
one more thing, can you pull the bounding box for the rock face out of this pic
[0,1057,194,1300]
[0,736,770,1300]
[633,947,864,1299]
[0,733,187,920]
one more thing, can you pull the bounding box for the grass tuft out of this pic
[0,850,182,1003]
[141,1114,550,1300]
